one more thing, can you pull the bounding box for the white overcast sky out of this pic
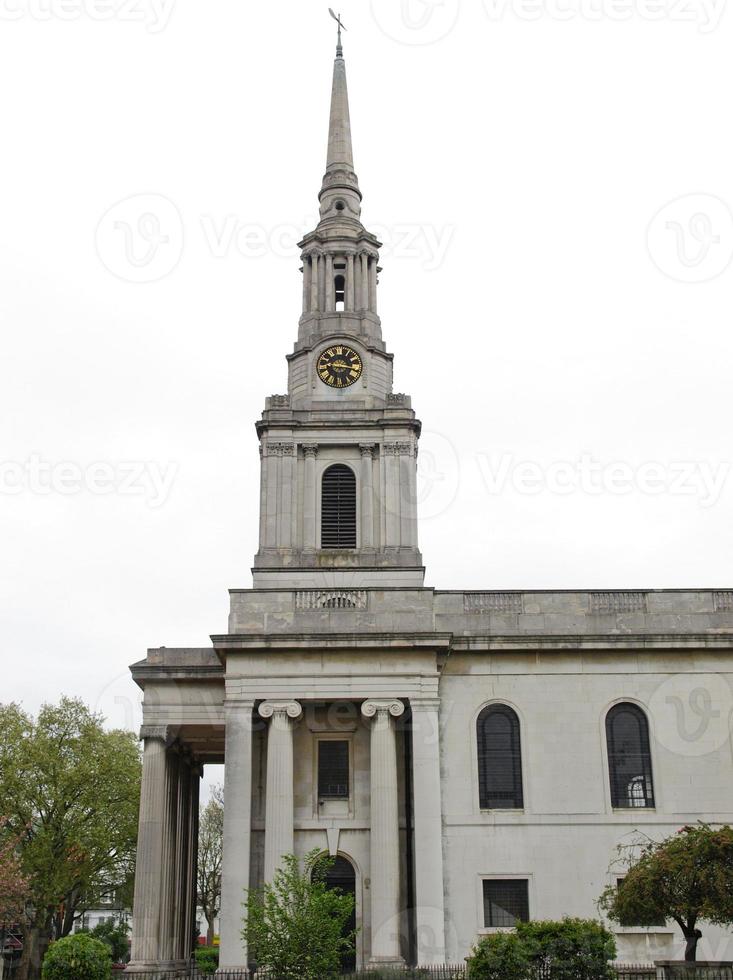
[2,0,732,774]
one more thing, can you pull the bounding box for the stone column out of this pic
[182,764,201,962]
[325,253,334,312]
[360,252,369,310]
[129,728,169,968]
[346,253,355,310]
[361,699,405,967]
[303,444,318,549]
[279,444,294,549]
[171,753,189,962]
[310,252,319,312]
[264,444,279,548]
[301,255,310,313]
[359,444,375,548]
[158,746,180,963]
[384,444,400,546]
[410,699,446,964]
[369,253,378,313]
[219,700,255,969]
[399,443,418,548]
[259,700,302,884]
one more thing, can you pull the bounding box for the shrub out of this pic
[88,920,130,963]
[195,945,220,975]
[467,918,616,980]
[467,930,532,980]
[42,933,112,980]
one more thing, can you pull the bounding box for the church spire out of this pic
[319,14,362,220]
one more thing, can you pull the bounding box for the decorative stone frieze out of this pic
[714,591,733,611]
[296,589,368,610]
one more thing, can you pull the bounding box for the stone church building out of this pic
[127,34,733,973]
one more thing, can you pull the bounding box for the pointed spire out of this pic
[319,15,362,220]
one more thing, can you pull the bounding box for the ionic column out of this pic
[360,252,369,310]
[325,253,334,312]
[264,444,279,548]
[310,253,319,312]
[158,746,179,963]
[361,699,405,967]
[410,699,446,964]
[399,443,417,548]
[219,701,255,969]
[369,254,378,313]
[303,444,318,549]
[279,445,294,549]
[171,753,189,962]
[260,701,303,884]
[346,253,355,310]
[129,728,169,968]
[359,444,375,548]
[182,764,201,962]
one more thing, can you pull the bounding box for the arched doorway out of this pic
[324,855,357,973]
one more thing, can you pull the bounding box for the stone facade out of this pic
[127,37,733,974]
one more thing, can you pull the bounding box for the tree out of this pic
[599,824,733,961]
[86,920,129,964]
[197,784,223,946]
[244,850,356,980]
[0,818,30,926]
[0,699,141,980]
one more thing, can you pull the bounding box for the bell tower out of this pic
[252,32,424,589]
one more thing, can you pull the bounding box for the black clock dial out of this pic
[316,345,363,388]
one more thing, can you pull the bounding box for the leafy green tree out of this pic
[197,784,223,945]
[468,918,616,980]
[0,818,30,925]
[0,699,141,980]
[87,920,129,964]
[41,934,111,980]
[194,944,219,975]
[599,824,733,961]
[244,850,356,980]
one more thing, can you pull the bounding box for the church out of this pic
[127,29,733,974]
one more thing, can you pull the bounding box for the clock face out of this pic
[316,345,363,388]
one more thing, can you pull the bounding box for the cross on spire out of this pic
[328,8,346,57]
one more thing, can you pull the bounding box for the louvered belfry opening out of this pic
[606,702,655,808]
[321,464,357,548]
[477,704,524,809]
[318,739,350,799]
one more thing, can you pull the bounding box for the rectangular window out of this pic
[483,879,529,928]
[318,740,349,799]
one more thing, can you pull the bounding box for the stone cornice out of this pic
[211,631,454,652]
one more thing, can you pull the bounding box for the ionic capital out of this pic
[361,699,405,721]
[259,700,303,724]
[302,443,319,458]
[139,724,172,744]
[359,443,375,458]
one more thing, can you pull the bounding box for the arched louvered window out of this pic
[321,464,356,549]
[606,703,655,808]
[477,704,523,809]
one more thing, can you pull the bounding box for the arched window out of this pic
[322,856,356,971]
[321,464,356,548]
[477,704,523,809]
[606,703,655,808]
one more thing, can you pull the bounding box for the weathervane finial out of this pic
[328,8,346,57]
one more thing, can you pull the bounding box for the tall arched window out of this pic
[606,703,655,808]
[321,464,356,548]
[477,704,523,809]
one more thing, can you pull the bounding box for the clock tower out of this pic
[253,34,424,590]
